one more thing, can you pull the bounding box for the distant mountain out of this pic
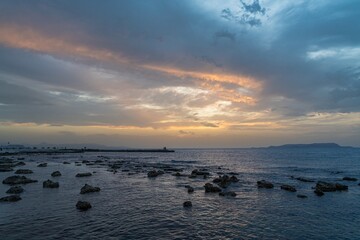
[267,143,352,149]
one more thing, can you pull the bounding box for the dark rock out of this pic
[147,170,164,178]
[75,164,82,166]
[0,167,13,172]
[257,180,274,189]
[43,179,59,188]
[315,181,348,192]
[191,169,210,176]
[51,171,62,177]
[80,184,100,194]
[82,160,90,164]
[187,186,194,193]
[280,184,297,192]
[219,191,237,197]
[76,172,92,177]
[17,157,25,160]
[2,175,38,185]
[343,177,357,181]
[173,172,187,177]
[37,163,47,167]
[204,183,221,193]
[213,175,239,188]
[14,161,26,166]
[183,201,192,207]
[15,169,33,174]
[76,201,92,211]
[314,189,324,196]
[63,161,71,164]
[0,195,21,202]
[293,177,315,183]
[6,186,24,194]
[297,194,308,199]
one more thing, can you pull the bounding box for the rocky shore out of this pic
[1,153,358,212]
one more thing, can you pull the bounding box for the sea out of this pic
[1,147,360,240]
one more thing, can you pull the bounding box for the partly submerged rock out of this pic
[343,177,357,181]
[2,175,38,185]
[63,161,71,164]
[297,194,308,199]
[15,169,33,174]
[51,171,62,177]
[219,191,237,197]
[257,180,274,189]
[80,184,100,194]
[37,163,47,167]
[76,201,92,211]
[76,172,92,177]
[183,201,192,207]
[314,189,324,196]
[187,186,194,193]
[6,186,24,194]
[147,170,164,178]
[315,181,348,192]
[191,169,210,177]
[204,183,221,193]
[43,179,59,188]
[0,195,21,202]
[213,175,239,188]
[291,176,315,183]
[280,184,297,192]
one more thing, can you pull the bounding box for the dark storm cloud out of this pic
[0,0,359,127]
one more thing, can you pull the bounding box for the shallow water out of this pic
[1,148,360,240]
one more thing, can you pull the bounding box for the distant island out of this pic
[267,143,353,149]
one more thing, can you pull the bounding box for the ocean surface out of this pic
[1,148,360,240]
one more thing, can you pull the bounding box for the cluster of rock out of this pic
[213,175,239,188]
[314,181,348,196]
[3,176,38,185]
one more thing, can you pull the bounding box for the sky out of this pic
[0,0,359,148]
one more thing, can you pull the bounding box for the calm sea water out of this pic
[1,148,360,240]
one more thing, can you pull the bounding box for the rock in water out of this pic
[2,175,38,185]
[291,176,315,183]
[314,189,324,196]
[343,177,357,181]
[76,201,92,211]
[257,180,274,189]
[76,172,92,177]
[187,186,194,193]
[80,184,100,194]
[219,191,237,197]
[280,184,297,192]
[6,186,24,194]
[63,161,71,164]
[0,195,21,202]
[183,201,192,207]
[315,181,348,192]
[204,183,221,193]
[43,179,59,188]
[51,171,62,177]
[213,175,239,188]
[297,194,308,199]
[147,170,164,178]
[37,163,47,167]
[15,169,33,174]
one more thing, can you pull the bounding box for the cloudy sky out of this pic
[0,0,359,147]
